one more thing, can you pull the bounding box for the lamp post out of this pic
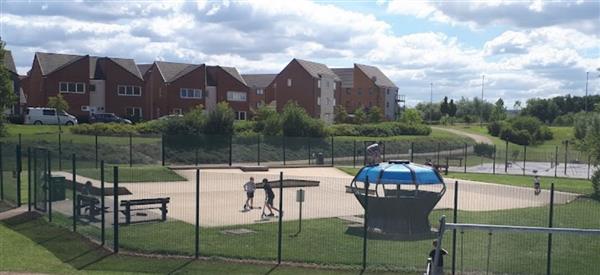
[480,75,485,127]
[429,82,433,124]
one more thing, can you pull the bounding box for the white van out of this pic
[24,107,78,125]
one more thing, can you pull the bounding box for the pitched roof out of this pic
[109,57,143,79]
[155,61,202,83]
[295,59,340,81]
[3,50,17,74]
[220,66,247,86]
[137,64,152,76]
[241,74,276,88]
[331,68,353,88]
[355,64,396,88]
[35,52,83,76]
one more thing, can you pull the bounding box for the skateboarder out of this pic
[243,177,256,210]
[261,178,281,218]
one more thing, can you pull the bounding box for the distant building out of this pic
[3,50,25,115]
[242,74,277,112]
[207,66,249,120]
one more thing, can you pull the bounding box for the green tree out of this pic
[281,101,325,137]
[448,99,457,117]
[521,98,560,123]
[367,106,384,123]
[0,41,15,135]
[399,108,423,125]
[490,98,507,121]
[204,102,235,136]
[353,107,367,124]
[440,96,449,116]
[252,104,280,134]
[334,105,348,124]
[47,94,70,132]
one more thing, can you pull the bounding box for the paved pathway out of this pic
[432,126,493,145]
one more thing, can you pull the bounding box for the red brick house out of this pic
[23,52,146,120]
[241,74,276,111]
[207,66,250,120]
[267,59,341,123]
[3,50,26,115]
[332,64,398,120]
[139,61,206,119]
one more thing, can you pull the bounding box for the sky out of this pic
[1,0,599,107]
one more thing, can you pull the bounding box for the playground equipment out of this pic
[349,160,446,239]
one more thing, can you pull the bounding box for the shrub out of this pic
[367,106,384,123]
[327,122,431,137]
[234,120,256,133]
[334,105,349,124]
[327,124,359,136]
[474,143,495,158]
[534,126,553,141]
[509,116,542,136]
[281,101,325,137]
[204,102,235,136]
[353,107,367,124]
[70,123,140,136]
[399,109,423,125]
[512,129,532,145]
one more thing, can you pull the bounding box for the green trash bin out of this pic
[50,176,66,202]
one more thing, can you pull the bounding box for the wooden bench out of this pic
[433,164,449,175]
[120,197,170,225]
[240,166,269,172]
[445,157,463,167]
[76,194,104,221]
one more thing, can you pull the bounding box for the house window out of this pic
[172,108,182,115]
[118,85,142,96]
[227,91,247,102]
[89,84,96,92]
[256,89,264,95]
[386,102,390,108]
[235,111,247,120]
[358,88,362,95]
[386,88,389,95]
[59,81,85,94]
[317,80,321,88]
[287,78,292,87]
[42,109,56,116]
[126,107,142,118]
[317,97,321,106]
[180,88,202,99]
[346,88,351,95]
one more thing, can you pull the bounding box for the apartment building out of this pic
[3,50,25,114]
[267,59,341,123]
[241,74,276,111]
[332,64,398,120]
[207,66,250,120]
[23,52,146,120]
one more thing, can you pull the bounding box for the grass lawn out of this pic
[337,167,593,195]
[76,166,186,183]
[335,128,475,143]
[1,212,415,275]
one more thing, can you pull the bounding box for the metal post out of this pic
[27,147,32,212]
[437,143,441,165]
[362,176,370,270]
[410,142,414,162]
[161,135,165,166]
[587,154,592,180]
[257,135,261,166]
[100,161,105,245]
[523,145,527,176]
[564,140,568,175]
[492,145,496,175]
[72,154,76,232]
[282,136,286,166]
[113,166,119,253]
[228,135,233,166]
[18,133,21,148]
[48,151,52,222]
[277,171,283,264]
[308,142,311,165]
[95,133,98,169]
[16,145,22,207]
[546,183,555,275]
[195,148,199,167]
[464,143,467,173]
[195,169,200,258]
[554,146,558,178]
[452,181,459,275]
[382,141,386,162]
[0,143,3,200]
[353,140,356,168]
[505,140,509,173]
[129,134,133,167]
[58,132,62,170]
[331,136,334,166]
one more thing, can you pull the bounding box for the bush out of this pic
[534,126,553,141]
[399,109,423,125]
[281,101,325,137]
[474,143,495,158]
[204,102,235,136]
[70,123,141,136]
[367,106,384,123]
[592,170,600,199]
[487,121,504,137]
[499,126,532,145]
[327,122,431,137]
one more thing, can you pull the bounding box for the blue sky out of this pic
[1,0,598,107]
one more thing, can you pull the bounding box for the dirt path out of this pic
[433,126,493,145]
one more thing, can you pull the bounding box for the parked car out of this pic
[24,107,78,125]
[90,113,132,124]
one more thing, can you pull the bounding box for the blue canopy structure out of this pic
[348,160,446,239]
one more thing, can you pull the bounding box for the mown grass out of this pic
[76,166,186,183]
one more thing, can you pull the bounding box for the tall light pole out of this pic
[480,75,485,127]
[585,71,589,112]
[430,82,433,124]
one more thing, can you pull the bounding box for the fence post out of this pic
[362,176,370,271]
[100,161,105,245]
[58,132,62,170]
[113,166,119,253]
[523,145,527,176]
[195,169,200,258]
[282,136,286,166]
[410,142,414,162]
[546,183,555,275]
[437,142,441,165]
[331,136,334,166]
[554,146,558,178]
[161,135,165,166]
[277,171,283,264]
[27,147,32,212]
[16,145,22,207]
[505,140,509,173]
[0,143,3,201]
[95,133,98,169]
[229,135,233,167]
[492,145,496,175]
[382,141,386,162]
[452,180,459,275]
[72,154,76,232]
[308,142,311,165]
[129,134,133,167]
[195,147,199,166]
[353,140,356,168]
[463,143,467,173]
[257,135,261,166]
[48,151,52,222]
[587,154,592,180]
[563,140,568,175]
[18,133,22,148]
